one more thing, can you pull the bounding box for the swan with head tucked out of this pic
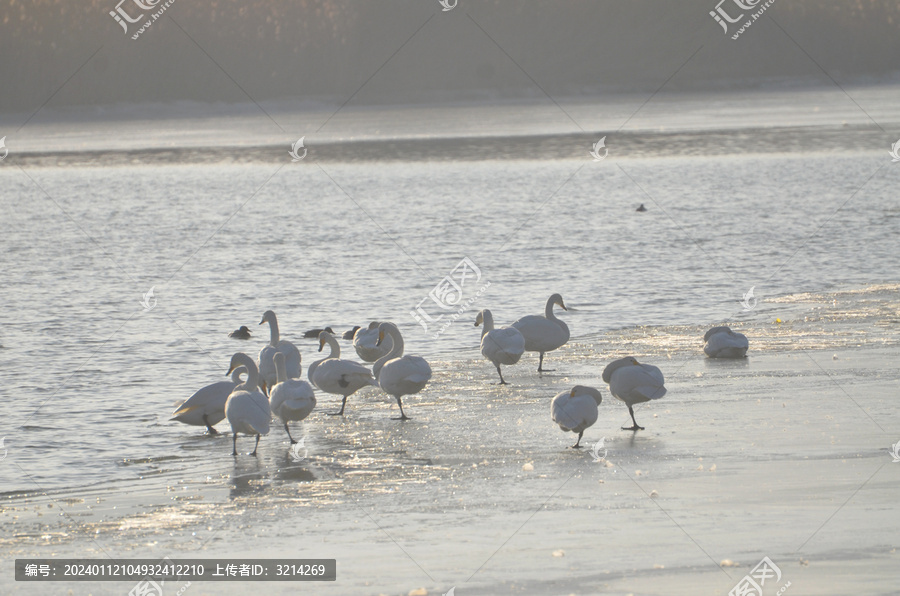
[374,322,431,420]
[353,321,393,363]
[269,352,316,444]
[475,309,525,384]
[703,326,749,358]
[258,310,301,394]
[308,330,378,416]
[551,385,603,448]
[171,365,247,434]
[511,293,570,372]
[602,357,666,431]
[225,353,271,456]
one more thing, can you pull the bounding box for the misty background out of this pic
[2,0,900,122]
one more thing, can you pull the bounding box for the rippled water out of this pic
[1,100,899,594]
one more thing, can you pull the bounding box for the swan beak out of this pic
[227,363,237,375]
[318,338,325,352]
[560,300,568,311]
[570,388,576,397]
[376,330,384,346]
[258,317,265,325]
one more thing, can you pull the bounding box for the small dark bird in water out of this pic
[636,203,647,212]
[342,326,361,340]
[303,326,334,338]
[229,326,252,340]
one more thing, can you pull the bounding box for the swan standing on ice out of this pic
[703,326,749,358]
[474,309,525,384]
[308,330,378,416]
[551,385,603,448]
[171,365,247,434]
[270,352,316,444]
[225,353,271,456]
[353,321,393,363]
[258,310,301,394]
[374,322,432,420]
[602,357,666,431]
[511,293,570,372]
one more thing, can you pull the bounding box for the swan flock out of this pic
[172,298,749,455]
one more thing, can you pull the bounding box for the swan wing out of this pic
[482,327,525,365]
[511,315,569,352]
[171,380,234,425]
[551,391,599,434]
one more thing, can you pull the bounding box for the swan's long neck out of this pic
[231,366,247,385]
[234,354,260,391]
[373,326,404,374]
[267,317,281,346]
[274,357,287,384]
[545,297,560,321]
[322,334,340,359]
[480,310,495,338]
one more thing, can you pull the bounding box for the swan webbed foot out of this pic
[204,415,219,435]
[621,425,644,431]
[326,411,345,416]
[391,414,411,421]
[497,380,509,385]
[537,368,555,373]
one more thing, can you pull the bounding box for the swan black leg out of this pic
[328,396,348,416]
[569,430,584,449]
[203,414,219,435]
[537,352,554,372]
[231,433,238,456]
[621,405,644,431]
[284,422,296,444]
[391,396,411,420]
[251,434,260,456]
[496,365,508,385]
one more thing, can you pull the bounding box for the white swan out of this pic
[703,326,749,358]
[374,322,432,420]
[551,385,603,448]
[475,309,525,384]
[511,293,570,372]
[171,365,247,434]
[353,321,393,363]
[602,357,666,431]
[257,310,301,394]
[270,352,316,444]
[309,331,378,416]
[225,353,272,456]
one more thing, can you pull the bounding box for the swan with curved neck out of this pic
[374,322,431,420]
[511,293,570,372]
[257,310,301,394]
[475,308,525,385]
[354,321,394,363]
[172,365,247,434]
[225,353,271,455]
[270,352,316,444]
[310,331,377,416]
